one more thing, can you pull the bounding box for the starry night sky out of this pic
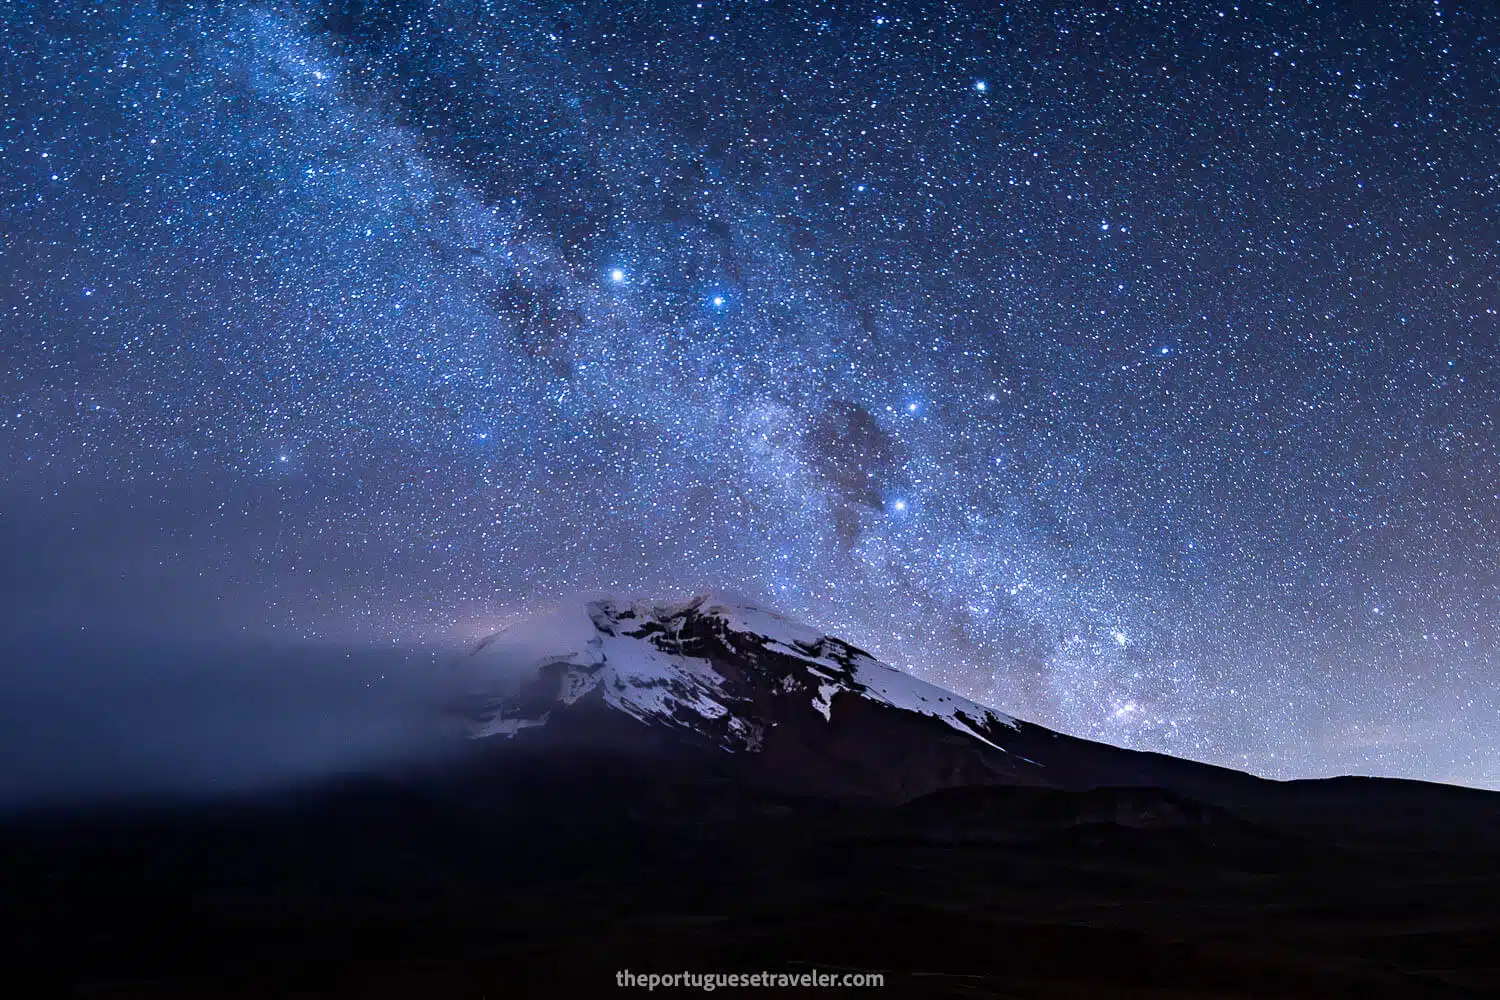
[2,2,1496,787]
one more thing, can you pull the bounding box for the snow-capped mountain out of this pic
[456,594,1255,804]
[468,594,1020,748]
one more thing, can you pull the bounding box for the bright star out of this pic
[892,499,907,512]
[609,268,625,283]
[974,80,987,92]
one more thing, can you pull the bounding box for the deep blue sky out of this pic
[2,2,1496,788]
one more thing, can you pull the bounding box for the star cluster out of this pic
[2,1,1496,786]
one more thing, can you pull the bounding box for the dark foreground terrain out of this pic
[3,749,1499,998]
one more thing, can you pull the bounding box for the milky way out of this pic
[2,2,1496,786]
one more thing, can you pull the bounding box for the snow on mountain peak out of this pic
[464,593,1020,753]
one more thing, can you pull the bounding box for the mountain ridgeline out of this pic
[4,595,1499,997]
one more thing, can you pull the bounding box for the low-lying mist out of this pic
[0,632,477,808]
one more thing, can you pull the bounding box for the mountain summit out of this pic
[456,594,1249,804]
[467,594,1019,745]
